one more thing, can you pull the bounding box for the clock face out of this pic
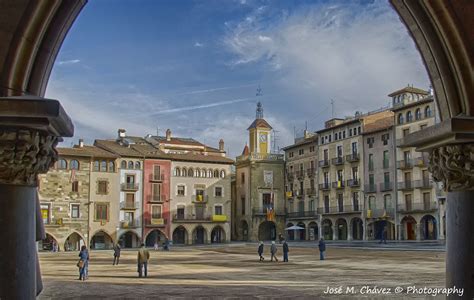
[259,133,267,142]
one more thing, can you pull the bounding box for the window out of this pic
[71,204,80,218]
[182,168,187,177]
[406,111,413,122]
[70,160,79,170]
[309,146,315,152]
[215,187,223,197]
[215,205,223,215]
[405,194,412,211]
[337,169,344,182]
[310,200,315,211]
[351,142,358,154]
[177,206,185,219]
[334,133,338,141]
[328,135,331,142]
[121,161,127,169]
[299,149,304,155]
[152,183,161,200]
[324,195,329,213]
[175,167,181,177]
[241,197,246,215]
[382,133,389,145]
[352,167,358,181]
[213,169,219,177]
[415,108,421,120]
[108,161,115,172]
[151,205,162,219]
[384,172,390,184]
[241,172,245,183]
[358,127,361,134]
[383,151,389,168]
[100,160,107,172]
[369,174,375,189]
[97,180,108,194]
[349,128,352,136]
[41,204,50,224]
[384,194,392,209]
[368,154,374,171]
[339,132,342,139]
[337,145,342,158]
[94,160,100,171]
[367,137,374,148]
[195,169,201,177]
[398,113,404,124]
[177,185,185,196]
[337,193,344,212]
[353,192,359,210]
[423,192,431,209]
[135,161,141,169]
[58,159,67,169]
[208,169,212,177]
[425,106,432,117]
[342,131,346,139]
[368,196,376,210]
[220,170,226,178]
[403,128,410,137]
[95,203,108,221]
[126,193,135,206]
[188,168,194,177]
[262,193,272,209]
[289,152,294,158]
[128,161,134,169]
[72,180,79,192]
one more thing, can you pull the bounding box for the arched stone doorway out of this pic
[39,233,59,252]
[420,215,437,240]
[240,220,249,241]
[297,222,306,240]
[64,232,85,251]
[401,216,417,240]
[145,229,167,247]
[90,231,114,250]
[308,222,319,241]
[211,226,226,243]
[322,219,333,240]
[118,231,141,248]
[286,222,294,240]
[193,226,207,244]
[172,226,188,245]
[336,219,348,240]
[351,218,363,240]
[258,221,276,241]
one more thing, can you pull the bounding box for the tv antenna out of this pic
[331,99,335,118]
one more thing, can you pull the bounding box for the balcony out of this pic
[364,184,377,193]
[172,214,212,222]
[347,179,360,188]
[193,195,208,203]
[120,201,139,210]
[295,170,305,179]
[145,218,167,227]
[149,173,165,182]
[306,168,317,177]
[396,159,413,169]
[147,194,167,203]
[320,205,362,214]
[252,207,285,216]
[306,188,317,196]
[398,202,438,213]
[332,181,345,189]
[398,181,414,191]
[319,183,330,191]
[318,160,330,168]
[366,208,395,219]
[286,211,319,219]
[414,179,432,189]
[212,215,228,222]
[414,155,430,167]
[379,182,393,191]
[121,183,139,191]
[346,153,360,162]
[332,156,345,166]
[120,220,140,229]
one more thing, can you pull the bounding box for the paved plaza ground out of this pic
[38,243,446,299]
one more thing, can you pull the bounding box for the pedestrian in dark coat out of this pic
[137,243,150,278]
[318,238,326,260]
[270,241,278,262]
[113,244,121,265]
[78,246,89,281]
[282,240,289,262]
[258,241,265,261]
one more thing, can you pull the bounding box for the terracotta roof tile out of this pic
[57,145,118,158]
[247,118,272,130]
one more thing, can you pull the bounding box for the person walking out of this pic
[379,227,387,244]
[258,241,265,261]
[270,241,278,262]
[154,241,159,251]
[78,245,89,281]
[163,238,170,251]
[318,238,326,260]
[282,240,289,262]
[137,243,150,278]
[113,243,121,265]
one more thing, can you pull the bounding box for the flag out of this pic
[70,169,76,183]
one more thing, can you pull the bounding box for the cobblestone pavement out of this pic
[38,244,445,299]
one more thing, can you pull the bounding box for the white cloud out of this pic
[58,59,80,65]
[258,35,272,42]
[194,42,204,47]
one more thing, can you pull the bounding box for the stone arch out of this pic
[172,226,188,245]
[145,229,167,247]
[297,222,306,240]
[321,219,333,240]
[401,216,417,241]
[192,225,208,244]
[258,221,276,241]
[336,218,348,240]
[39,232,60,252]
[64,231,85,251]
[118,230,141,248]
[90,230,114,250]
[351,217,364,240]
[420,214,437,240]
[240,220,249,241]
[308,221,319,241]
[211,225,226,243]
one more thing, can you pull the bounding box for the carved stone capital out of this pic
[0,129,59,186]
[429,144,474,192]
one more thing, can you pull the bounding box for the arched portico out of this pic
[400,216,417,241]
[351,218,363,240]
[322,219,333,240]
[420,215,437,240]
[0,1,473,298]
[145,229,167,247]
[211,226,226,243]
[240,220,249,241]
[336,219,348,241]
[308,222,319,241]
[39,233,59,252]
[192,226,207,244]
[90,231,114,250]
[258,221,276,241]
[172,226,188,245]
[64,232,85,251]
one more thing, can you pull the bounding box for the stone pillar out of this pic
[415,224,421,241]
[0,97,73,299]
[347,222,353,241]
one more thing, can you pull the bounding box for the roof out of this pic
[57,145,118,159]
[317,118,360,134]
[150,135,222,153]
[362,116,394,135]
[94,139,145,158]
[391,97,434,112]
[165,152,234,164]
[388,86,429,97]
[241,144,249,155]
[247,118,272,130]
[281,135,318,151]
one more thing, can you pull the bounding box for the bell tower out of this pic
[247,102,272,154]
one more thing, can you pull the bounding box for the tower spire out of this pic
[256,102,263,119]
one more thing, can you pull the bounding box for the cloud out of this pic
[194,42,204,47]
[223,1,430,117]
[57,59,80,65]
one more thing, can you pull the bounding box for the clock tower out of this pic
[247,102,272,154]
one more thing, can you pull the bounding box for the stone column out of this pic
[0,97,73,299]
[429,144,474,299]
[415,224,421,241]
[347,221,353,241]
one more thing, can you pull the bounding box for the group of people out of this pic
[257,238,327,262]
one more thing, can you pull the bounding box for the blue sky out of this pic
[46,0,429,158]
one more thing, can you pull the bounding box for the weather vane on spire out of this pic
[256,101,263,119]
[256,84,263,97]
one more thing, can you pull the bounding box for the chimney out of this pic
[118,129,126,139]
[166,129,171,141]
[219,139,225,152]
[78,139,84,148]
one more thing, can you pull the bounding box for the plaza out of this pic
[39,243,445,299]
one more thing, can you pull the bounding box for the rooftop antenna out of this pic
[331,99,335,118]
[156,127,159,136]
